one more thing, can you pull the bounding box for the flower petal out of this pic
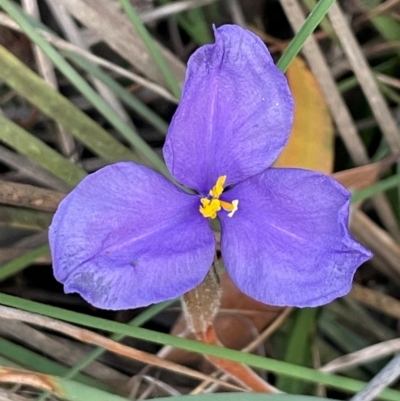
[163,25,293,194]
[49,162,215,310]
[219,168,372,307]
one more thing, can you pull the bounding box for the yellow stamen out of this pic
[199,198,221,219]
[220,199,239,218]
[209,175,226,198]
[199,175,239,219]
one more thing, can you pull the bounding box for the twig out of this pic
[350,211,400,284]
[376,72,400,90]
[141,375,181,397]
[140,0,220,23]
[321,338,400,373]
[349,283,400,320]
[0,144,70,192]
[328,2,400,153]
[241,308,292,354]
[225,0,246,27]
[0,180,65,212]
[58,0,185,87]
[350,353,400,401]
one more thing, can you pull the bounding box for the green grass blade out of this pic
[0,245,49,281]
[179,8,212,44]
[0,294,399,400]
[0,113,86,187]
[0,44,136,165]
[277,0,336,72]
[352,174,400,203]
[0,0,169,174]
[66,52,168,135]
[0,356,22,369]
[371,15,400,46]
[118,0,181,98]
[338,58,399,93]
[159,0,212,45]
[301,0,337,41]
[0,206,52,231]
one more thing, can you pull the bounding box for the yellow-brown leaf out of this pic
[274,57,334,173]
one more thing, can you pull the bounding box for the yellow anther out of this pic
[209,175,226,198]
[200,175,239,219]
[199,198,221,219]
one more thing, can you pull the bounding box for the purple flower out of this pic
[49,25,371,310]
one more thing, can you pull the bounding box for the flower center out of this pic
[199,175,239,219]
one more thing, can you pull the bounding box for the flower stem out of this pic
[182,262,279,393]
[182,267,221,334]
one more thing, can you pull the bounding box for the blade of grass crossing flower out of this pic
[277,308,318,393]
[277,0,336,72]
[118,0,181,98]
[0,245,49,281]
[0,338,112,391]
[0,114,86,187]
[0,0,168,175]
[66,52,168,135]
[274,57,334,173]
[0,295,400,400]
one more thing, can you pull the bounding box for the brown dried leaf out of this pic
[332,156,397,191]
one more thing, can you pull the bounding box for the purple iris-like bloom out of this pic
[49,25,371,310]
